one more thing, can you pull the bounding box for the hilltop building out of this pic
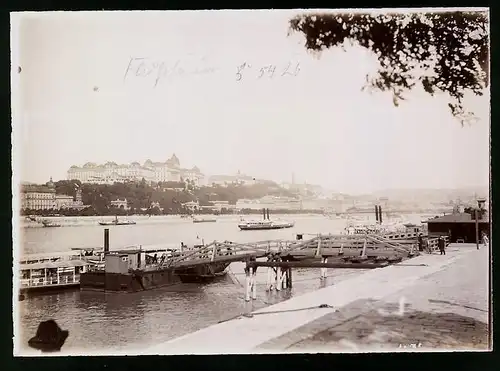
[67,154,205,185]
[236,196,302,211]
[208,171,255,187]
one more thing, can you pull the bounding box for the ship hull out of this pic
[20,283,80,296]
[239,224,294,230]
[175,262,230,283]
[98,222,136,226]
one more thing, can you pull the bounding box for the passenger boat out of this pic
[238,208,295,231]
[343,222,426,240]
[238,219,295,230]
[41,220,62,228]
[98,216,136,226]
[18,249,103,295]
[193,217,217,223]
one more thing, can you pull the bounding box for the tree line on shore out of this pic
[21,179,315,217]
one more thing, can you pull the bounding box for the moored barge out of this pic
[80,250,230,292]
[79,229,230,293]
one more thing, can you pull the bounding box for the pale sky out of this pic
[12,10,490,194]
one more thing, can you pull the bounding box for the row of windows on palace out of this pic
[66,167,205,185]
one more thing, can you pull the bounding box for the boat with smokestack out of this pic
[41,220,62,228]
[98,216,136,226]
[192,217,217,223]
[79,229,230,293]
[238,208,295,230]
[344,205,426,239]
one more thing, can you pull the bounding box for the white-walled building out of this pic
[67,154,205,185]
[182,201,199,212]
[110,199,129,210]
[236,196,302,210]
[208,171,255,187]
[20,179,57,210]
[55,194,74,209]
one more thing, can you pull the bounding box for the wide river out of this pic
[16,213,428,355]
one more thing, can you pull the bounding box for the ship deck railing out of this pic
[20,274,81,288]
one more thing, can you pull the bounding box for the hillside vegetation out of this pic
[43,179,296,216]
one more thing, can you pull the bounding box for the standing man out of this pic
[482,232,489,248]
[438,237,446,255]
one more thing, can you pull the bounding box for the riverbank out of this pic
[145,243,489,354]
[20,209,328,218]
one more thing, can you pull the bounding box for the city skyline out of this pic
[13,10,490,194]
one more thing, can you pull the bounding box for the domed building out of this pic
[46,177,55,188]
[65,154,205,185]
[166,153,180,168]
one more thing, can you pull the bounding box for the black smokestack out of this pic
[267,208,270,220]
[375,205,379,222]
[104,228,109,253]
[379,206,383,224]
[263,208,266,220]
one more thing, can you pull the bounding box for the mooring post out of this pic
[320,257,328,279]
[211,243,217,261]
[315,234,322,257]
[266,266,273,291]
[245,266,251,302]
[251,267,257,300]
[280,267,287,289]
[339,243,344,256]
[276,263,282,291]
[265,256,271,291]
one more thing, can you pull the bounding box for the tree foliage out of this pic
[464,206,487,219]
[24,180,297,216]
[289,11,489,123]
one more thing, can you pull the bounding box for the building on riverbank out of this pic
[426,213,490,243]
[20,178,56,210]
[235,196,302,211]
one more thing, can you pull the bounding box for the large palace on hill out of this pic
[67,154,205,185]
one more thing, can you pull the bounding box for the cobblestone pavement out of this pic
[256,245,490,352]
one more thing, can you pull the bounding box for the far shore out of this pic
[20,208,450,219]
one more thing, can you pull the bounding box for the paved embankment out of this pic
[146,243,489,354]
[258,244,489,352]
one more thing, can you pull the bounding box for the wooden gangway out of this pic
[148,233,422,271]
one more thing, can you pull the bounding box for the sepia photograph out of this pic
[11,8,490,356]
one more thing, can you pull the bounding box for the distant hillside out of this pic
[370,187,489,203]
[21,179,296,216]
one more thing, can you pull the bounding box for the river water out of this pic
[16,213,427,355]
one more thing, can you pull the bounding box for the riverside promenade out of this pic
[146,243,490,354]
